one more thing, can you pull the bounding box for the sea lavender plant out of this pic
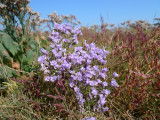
[37,22,119,113]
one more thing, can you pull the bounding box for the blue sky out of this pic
[29,0,160,26]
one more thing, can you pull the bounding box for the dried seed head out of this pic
[121,22,125,25]
[27,0,30,3]
[0,4,7,8]
[20,7,24,12]
[110,24,114,27]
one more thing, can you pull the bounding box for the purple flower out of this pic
[99,94,106,106]
[90,42,95,48]
[102,107,109,112]
[50,60,57,66]
[56,44,62,49]
[50,44,55,48]
[101,60,107,64]
[76,56,83,64]
[93,65,100,72]
[63,38,69,42]
[41,48,49,54]
[75,46,83,52]
[82,117,96,120]
[99,72,107,79]
[78,98,85,105]
[50,76,57,82]
[74,86,80,92]
[84,40,90,49]
[52,31,59,37]
[102,81,108,87]
[65,23,72,31]
[61,60,71,70]
[37,55,46,63]
[110,78,119,87]
[72,27,82,35]
[103,48,109,55]
[86,59,92,64]
[71,74,78,80]
[88,93,93,99]
[57,75,62,80]
[76,72,82,81]
[101,89,110,96]
[69,44,72,48]
[40,63,48,73]
[55,52,62,59]
[89,81,98,86]
[85,73,92,79]
[91,87,98,96]
[97,79,102,84]
[113,72,119,77]
[85,79,90,85]
[80,67,85,72]
[102,67,108,73]
[45,76,50,81]
[69,82,75,88]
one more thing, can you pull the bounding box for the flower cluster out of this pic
[38,22,119,113]
[48,12,81,25]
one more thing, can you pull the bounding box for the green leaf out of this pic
[29,40,37,50]
[0,65,14,78]
[0,31,18,56]
[22,54,27,64]
[26,49,35,61]
[0,44,13,63]
[22,49,36,64]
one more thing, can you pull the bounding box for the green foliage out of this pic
[0,31,19,56]
[0,0,43,83]
[0,30,40,78]
[0,31,18,87]
[0,43,12,63]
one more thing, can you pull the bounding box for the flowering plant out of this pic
[38,22,119,113]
